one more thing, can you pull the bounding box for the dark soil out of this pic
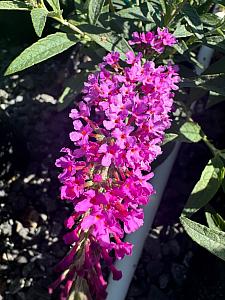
[0,46,225,300]
[0,48,78,300]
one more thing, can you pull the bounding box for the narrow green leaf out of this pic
[200,13,220,26]
[146,2,161,27]
[206,211,219,230]
[116,6,153,22]
[180,121,202,143]
[57,71,89,111]
[214,0,225,5]
[196,74,225,96]
[89,32,132,61]
[220,151,225,161]
[163,133,178,145]
[206,35,225,46]
[46,0,60,12]
[203,56,225,75]
[31,8,48,37]
[187,75,223,90]
[159,0,166,14]
[183,3,204,39]
[173,24,193,38]
[222,177,225,194]
[180,216,225,261]
[205,211,225,231]
[182,156,224,218]
[88,0,105,25]
[206,36,225,53]
[173,40,188,55]
[79,24,133,60]
[0,1,30,10]
[5,33,78,75]
[58,86,71,103]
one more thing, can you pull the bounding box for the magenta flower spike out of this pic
[52,28,180,299]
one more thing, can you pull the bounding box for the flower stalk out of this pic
[52,28,180,299]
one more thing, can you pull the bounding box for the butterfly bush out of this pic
[50,28,180,300]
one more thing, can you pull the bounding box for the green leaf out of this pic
[79,24,132,60]
[88,0,105,24]
[203,56,225,75]
[182,156,224,218]
[196,74,225,96]
[31,8,48,37]
[214,0,225,5]
[220,150,225,158]
[163,133,178,145]
[222,177,225,194]
[180,216,225,261]
[116,6,153,22]
[205,211,225,231]
[159,0,166,14]
[206,35,225,46]
[147,2,161,27]
[182,74,225,97]
[200,13,221,26]
[57,71,89,111]
[179,121,202,143]
[0,0,30,10]
[46,0,60,12]
[173,24,193,38]
[173,40,188,55]
[5,33,78,75]
[206,36,225,53]
[183,3,204,39]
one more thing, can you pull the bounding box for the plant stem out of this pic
[40,0,47,9]
[109,0,116,13]
[52,17,85,36]
[203,135,220,156]
[39,0,84,37]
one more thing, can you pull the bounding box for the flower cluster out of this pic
[51,28,180,299]
[129,27,177,53]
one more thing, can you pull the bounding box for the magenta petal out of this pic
[48,273,67,294]
[63,230,79,244]
[69,131,82,142]
[75,198,92,212]
[64,216,75,229]
[69,108,79,119]
[103,120,115,130]
[73,148,85,158]
[98,143,108,153]
[93,174,103,182]
[101,153,112,167]
[94,193,107,205]
[54,246,77,272]
[110,264,122,280]
[124,212,144,233]
[81,215,97,230]
[73,120,83,130]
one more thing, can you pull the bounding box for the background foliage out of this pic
[1,0,225,270]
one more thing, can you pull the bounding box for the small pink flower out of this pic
[70,124,92,145]
[104,52,120,66]
[112,126,135,149]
